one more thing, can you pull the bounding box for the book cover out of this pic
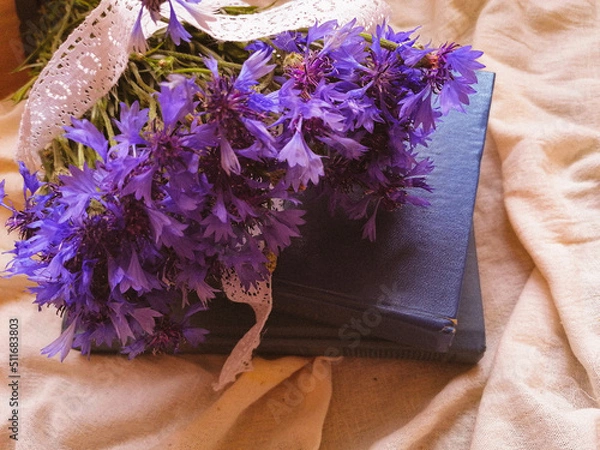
[187,225,485,364]
[79,226,485,363]
[269,71,495,353]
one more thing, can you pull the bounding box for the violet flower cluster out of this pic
[1,18,483,360]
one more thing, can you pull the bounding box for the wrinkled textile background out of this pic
[0,0,599,449]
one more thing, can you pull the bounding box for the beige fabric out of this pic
[0,0,599,448]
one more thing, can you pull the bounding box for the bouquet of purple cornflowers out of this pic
[1,6,483,361]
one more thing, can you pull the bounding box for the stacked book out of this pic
[194,71,495,365]
[73,71,494,364]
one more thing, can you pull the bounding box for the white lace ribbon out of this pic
[215,270,273,390]
[16,0,390,168]
[15,0,390,389]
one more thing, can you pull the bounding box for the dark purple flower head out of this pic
[157,75,200,129]
[283,50,333,97]
[425,42,485,114]
[280,20,365,97]
[141,0,166,20]
[197,53,279,175]
[123,308,209,357]
[112,102,149,156]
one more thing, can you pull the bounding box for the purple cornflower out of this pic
[64,118,109,162]
[112,102,149,157]
[426,43,485,114]
[195,50,277,174]
[271,20,482,239]
[132,0,214,51]
[277,117,325,190]
[281,19,366,97]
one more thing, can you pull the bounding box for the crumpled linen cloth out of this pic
[0,0,598,449]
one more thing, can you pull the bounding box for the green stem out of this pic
[128,62,158,95]
[150,49,206,64]
[156,49,244,70]
[359,32,399,51]
[98,104,115,142]
[11,77,37,103]
[51,0,76,55]
[172,68,212,75]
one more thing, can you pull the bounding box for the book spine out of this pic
[195,339,484,364]
[273,282,457,353]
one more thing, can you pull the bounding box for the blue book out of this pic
[188,226,484,363]
[76,222,485,363]
[73,72,493,362]
[269,71,495,354]
[184,71,493,363]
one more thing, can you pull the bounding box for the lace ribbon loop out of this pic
[16,0,390,168]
